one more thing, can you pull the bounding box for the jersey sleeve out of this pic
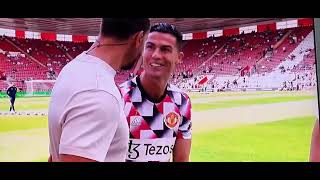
[177,93,192,139]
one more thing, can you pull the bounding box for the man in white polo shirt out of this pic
[310,118,320,162]
[310,101,320,162]
[48,18,150,162]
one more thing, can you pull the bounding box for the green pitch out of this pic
[0,97,50,111]
[191,116,314,162]
[0,90,317,162]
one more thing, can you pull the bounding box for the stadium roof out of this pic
[0,18,287,36]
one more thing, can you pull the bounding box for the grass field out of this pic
[191,116,314,162]
[0,97,50,111]
[192,95,314,111]
[0,90,318,162]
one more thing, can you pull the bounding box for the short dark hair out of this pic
[100,18,150,40]
[150,23,183,51]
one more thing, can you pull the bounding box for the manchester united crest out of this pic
[164,112,180,129]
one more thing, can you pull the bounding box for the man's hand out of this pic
[173,139,191,162]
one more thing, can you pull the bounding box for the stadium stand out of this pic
[0,21,316,93]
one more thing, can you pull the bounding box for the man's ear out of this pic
[134,31,145,48]
[177,52,184,64]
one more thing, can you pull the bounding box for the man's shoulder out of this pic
[166,83,191,107]
[60,55,91,74]
[56,57,115,92]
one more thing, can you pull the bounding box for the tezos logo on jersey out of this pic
[164,112,180,129]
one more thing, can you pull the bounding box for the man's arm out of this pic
[173,93,192,162]
[6,88,10,96]
[60,154,97,162]
[173,139,191,162]
[310,118,320,162]
[57,91,121,162]
[48,154,96,162]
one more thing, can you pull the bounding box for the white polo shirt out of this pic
[48,52,129,162]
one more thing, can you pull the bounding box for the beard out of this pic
[121,52,142,71]
[121,63,134,71]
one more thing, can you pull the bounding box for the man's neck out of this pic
[86,38,127,71]
[140,73,169,102]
